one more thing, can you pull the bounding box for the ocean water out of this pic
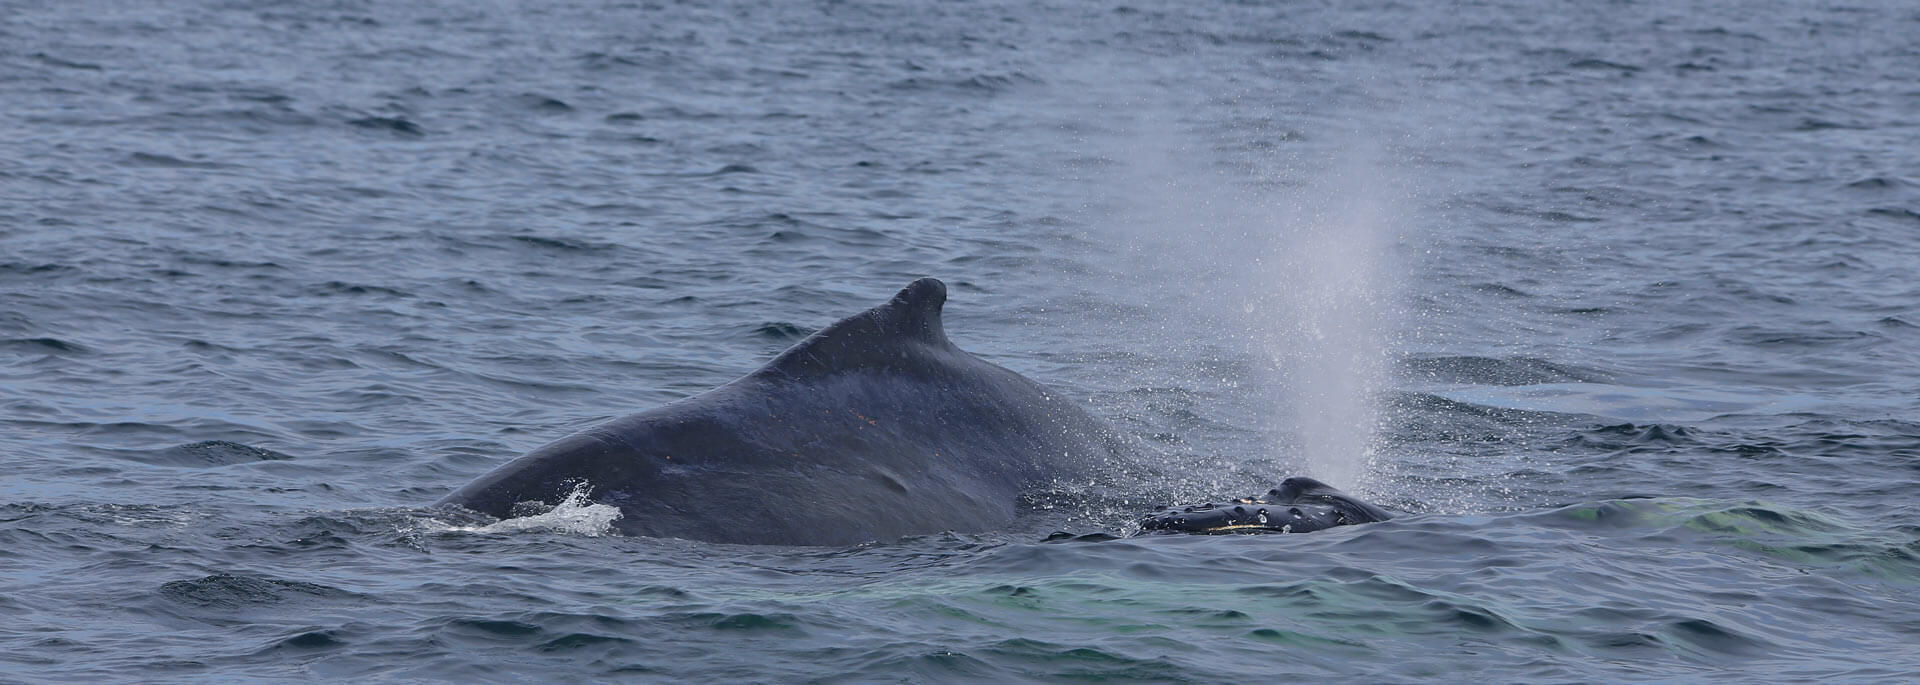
[4,0,1918,681]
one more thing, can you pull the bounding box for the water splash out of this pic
[1075,98,1404,493]
[1245,146,1400,490]
[436,483,624,537]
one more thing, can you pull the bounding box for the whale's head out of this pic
[1137,476,1393,535]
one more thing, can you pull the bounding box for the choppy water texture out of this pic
[4,0,1919,681]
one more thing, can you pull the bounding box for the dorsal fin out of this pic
[876,277,949,345]
[757,278,957,379]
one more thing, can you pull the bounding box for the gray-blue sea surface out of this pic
[4,0,1918,681]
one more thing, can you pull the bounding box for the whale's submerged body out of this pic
[438,278,1132,546]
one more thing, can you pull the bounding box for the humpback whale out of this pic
[438,278,1134,546]
[1137,477,1393,535]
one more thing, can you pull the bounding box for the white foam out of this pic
[435,484,624,537]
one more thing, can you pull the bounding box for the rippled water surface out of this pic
[5,0,1919,681]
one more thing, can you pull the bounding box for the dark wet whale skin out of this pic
[438,278,1132,545]
[1138,477,1395,535]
